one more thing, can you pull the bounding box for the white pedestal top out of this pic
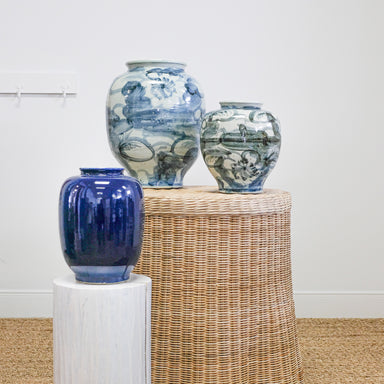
[54,273,151,290]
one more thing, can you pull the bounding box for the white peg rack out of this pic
[0,72,78,98]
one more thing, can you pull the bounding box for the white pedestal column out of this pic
[53,274,151,384]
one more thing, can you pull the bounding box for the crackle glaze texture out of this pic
[200,103,281,193]
[107,61,205,188]
[59,168,144,283]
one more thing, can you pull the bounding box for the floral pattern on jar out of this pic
[200,102,281,193]
[107,61,205,188]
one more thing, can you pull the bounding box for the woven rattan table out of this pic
[135,187,303,384]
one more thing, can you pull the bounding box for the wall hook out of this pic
[61,85,68,100]
[16,85,23,103]
[61,85,69,107]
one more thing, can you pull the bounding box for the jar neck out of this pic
[126,60,186,71]
[80,168,124,177]
[220,102,263,110]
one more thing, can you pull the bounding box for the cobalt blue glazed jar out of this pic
[59,168,144,283]
[200,102,281,193]
[106,60,205,188]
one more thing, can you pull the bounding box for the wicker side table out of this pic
[135,187,303,384]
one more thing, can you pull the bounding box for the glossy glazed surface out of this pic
[59,168,144,283]
[106,61,205,187]
[200,103,281,193]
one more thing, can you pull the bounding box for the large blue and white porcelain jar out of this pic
[200,102,281,193]
[106,60,205,188]
[59,168,144,283]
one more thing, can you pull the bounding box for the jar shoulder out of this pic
[60,176,143,195]
[108,67,201,92]
[202,108,280,134]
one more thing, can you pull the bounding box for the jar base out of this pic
[218,188,264,194]
[143,185,183,189]
[71,266,134,284]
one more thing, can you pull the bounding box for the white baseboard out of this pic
[294,291,384,318]
[0,290,53,318]
[1,290,384,318]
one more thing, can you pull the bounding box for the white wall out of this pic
[0,0,383,317]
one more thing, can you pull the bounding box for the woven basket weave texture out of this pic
[135,187,303,384]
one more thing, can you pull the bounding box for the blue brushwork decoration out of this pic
[106,60,205,188]
[200,102,281,193]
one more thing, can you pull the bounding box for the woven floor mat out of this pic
[0,318,383,384]
[297,318,384,384]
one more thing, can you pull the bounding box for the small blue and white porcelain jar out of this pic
[59,168,144,283]
[106,60,205,188]
[200,102,281,193]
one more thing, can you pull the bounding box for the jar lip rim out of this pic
[220,101,263,108]
[80,168,124,174]
[126,60,186,68]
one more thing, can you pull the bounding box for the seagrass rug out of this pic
[0,318,383,384]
